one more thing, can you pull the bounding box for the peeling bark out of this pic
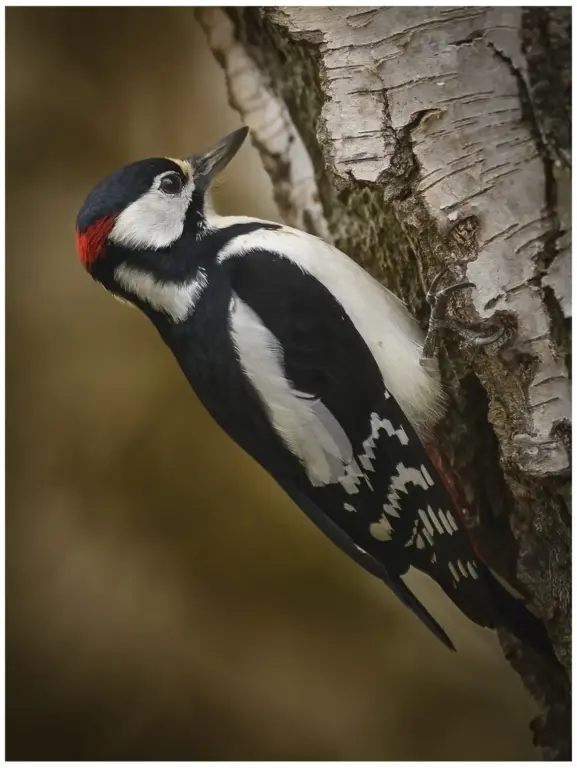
[199,6,571,758]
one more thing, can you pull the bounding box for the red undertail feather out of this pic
[425,440,557,660]
[424,440,484,561]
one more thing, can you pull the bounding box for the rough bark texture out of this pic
[198,6,571,758]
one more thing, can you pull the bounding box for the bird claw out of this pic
[463,324,505,348]
[425,265,469,306]
[420,264,506,366]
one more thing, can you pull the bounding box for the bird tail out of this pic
[480,564,556,661]
[424,439,557,662]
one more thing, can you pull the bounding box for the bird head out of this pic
[75,127,248,302]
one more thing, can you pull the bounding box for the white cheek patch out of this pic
[109,174,195,251]
[114,263,208,322]
[229,294,353,487]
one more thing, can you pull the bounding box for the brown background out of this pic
[7,7,538,760]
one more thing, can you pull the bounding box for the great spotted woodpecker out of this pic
[76,127,551,655]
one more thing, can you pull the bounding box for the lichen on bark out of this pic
[199,6,571,758]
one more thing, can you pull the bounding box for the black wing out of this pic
[226,251,503,648]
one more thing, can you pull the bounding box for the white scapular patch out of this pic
[229,295,353,486]
[344,503,356,513]
[110,170,195,250]
[215,223,446,434]
[114,264,208,322]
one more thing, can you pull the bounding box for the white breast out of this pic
[217,222,446,434]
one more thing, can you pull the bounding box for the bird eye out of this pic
[159,172,184,195]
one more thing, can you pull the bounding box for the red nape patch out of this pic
[76,216,115,269]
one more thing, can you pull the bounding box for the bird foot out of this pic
[420,265,505,366]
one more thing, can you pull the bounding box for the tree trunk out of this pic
[198,7,571,759]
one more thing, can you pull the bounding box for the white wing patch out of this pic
[229,295,353,486]
[369,516,393,542]
[405,509,480,587]
[369,462,432,543]
[467,561,479,579]
[216,223,446,434]
[427,505,445,535]
[339,459,373,495]
[446,511,459,532]
[437,509,454,535]
[114,264,208,322]
[420,465,434,486]
[371,459,463,553]
[337,411,410,496]
[384,463,429,515]
[447,558,479,584]
[358,412,408,474]
[418,507,435,537]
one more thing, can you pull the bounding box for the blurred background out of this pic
[6,7,539,760]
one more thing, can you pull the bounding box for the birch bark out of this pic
[198,7,571,758]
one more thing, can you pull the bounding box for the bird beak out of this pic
[189,126,249,189]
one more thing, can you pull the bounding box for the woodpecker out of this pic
[76,126,551,655]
